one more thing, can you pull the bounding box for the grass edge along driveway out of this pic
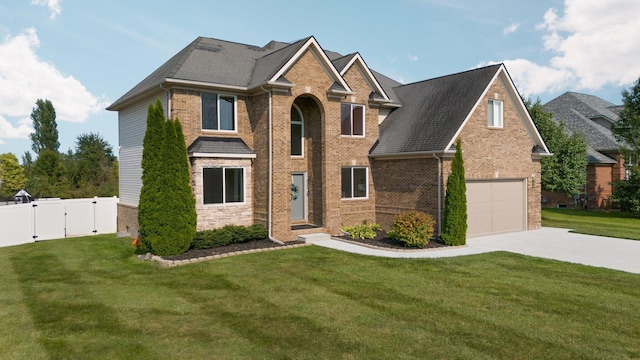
[1,234,639,359]
[542,208,640,240]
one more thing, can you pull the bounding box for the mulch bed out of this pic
[335,230,447,250]
[161,230,446,261]
[161,239,305,261]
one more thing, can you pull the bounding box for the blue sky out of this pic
[1,0,639,160]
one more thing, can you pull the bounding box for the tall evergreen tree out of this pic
[138,100,195,255]
[29,99,60,153]
[441,138,467,246]
[138,100,165,252]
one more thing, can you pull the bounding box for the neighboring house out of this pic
[542,92,626,209]
[107,36,549,241]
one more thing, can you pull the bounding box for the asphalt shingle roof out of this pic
[108,36,401,110]
[370,64,501,155]
[187,137,254,155]
[543,92,620,152]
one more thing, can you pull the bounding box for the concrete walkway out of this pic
[311,227,640,274]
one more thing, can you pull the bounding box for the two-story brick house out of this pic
[107,36,549,241]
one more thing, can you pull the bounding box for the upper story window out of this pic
[203,167,244,204]
[487,99,503,128]
[291,104,304,156]
[341,103,365,136]
[341,167,368,199]
[202,93,236,131]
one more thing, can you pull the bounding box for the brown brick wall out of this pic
[456,78,541,230]
[170,89,254,150]
[587,164,614,209]
[372,157,440,230]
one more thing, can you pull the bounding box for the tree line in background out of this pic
[0,99,118,201]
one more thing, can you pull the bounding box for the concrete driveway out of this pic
[312,227,640,274]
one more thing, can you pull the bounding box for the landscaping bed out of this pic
[162,238,305,261]
[336,230,447,250]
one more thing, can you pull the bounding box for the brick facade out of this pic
[456,78,541,230]
[114,38,544,242]
[373,77,542,233]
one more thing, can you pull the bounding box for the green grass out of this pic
[1,235,639,359]
[542,208,640,240]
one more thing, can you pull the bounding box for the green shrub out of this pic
[387,211,435,248]
[191,224,268,250]
[342,223,381,239]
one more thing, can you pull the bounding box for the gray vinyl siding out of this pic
[118,92,167,206]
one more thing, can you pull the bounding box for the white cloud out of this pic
[0,28,106,142]
[0,116,32,141]
[490,0,640,97]
[408,55,418,62]
[503,23,520,36]
[31,0,62,20]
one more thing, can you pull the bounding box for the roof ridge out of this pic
[397,63,502,88]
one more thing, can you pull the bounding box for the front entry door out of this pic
[291,173,306,221]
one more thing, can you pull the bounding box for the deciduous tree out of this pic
[0,153,28,199]
[29,99,59,153]
[527,99,587,196]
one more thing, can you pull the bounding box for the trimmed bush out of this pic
[387,211,435,248]
[342,223,381,240]
[191,224,268,250]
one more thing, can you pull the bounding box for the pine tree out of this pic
[138,100,165,252]
[138,100,196,255]
[441,138,467,246]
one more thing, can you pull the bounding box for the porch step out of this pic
[297,233,332,243]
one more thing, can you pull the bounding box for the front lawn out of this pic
[542,208,640,240]
[1,235,639,359]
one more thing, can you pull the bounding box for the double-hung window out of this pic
[487,99,503,128]
[202,93,236,131]
[341,103,365,136]
[203,167,244,204]
[341,167,368,199]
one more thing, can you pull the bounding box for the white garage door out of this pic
[466,179,526,237]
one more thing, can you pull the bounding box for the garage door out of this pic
[466,179,526,237]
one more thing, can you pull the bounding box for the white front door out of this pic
[291,173,306,221]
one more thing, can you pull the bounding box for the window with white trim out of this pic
[291,105,303,156]
[487,99,503,128]
[202,93,236,131]
[203,167,244,204]
[341,103,365,136]
[341,167,368,199]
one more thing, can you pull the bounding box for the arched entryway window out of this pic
[291,104,303,156]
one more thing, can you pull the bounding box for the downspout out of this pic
[433,153,442,237]
[160,84,171,118]
[261,86,284,244]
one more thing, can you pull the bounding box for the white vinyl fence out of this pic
[0,197,118,248]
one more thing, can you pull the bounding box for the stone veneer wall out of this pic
[191,157,253,231]
[117,203,139,237]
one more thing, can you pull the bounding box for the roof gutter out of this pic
[369,150,455,160]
